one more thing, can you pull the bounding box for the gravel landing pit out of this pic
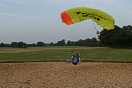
[0,62,132,87]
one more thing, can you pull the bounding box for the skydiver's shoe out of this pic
[66,60,70,64]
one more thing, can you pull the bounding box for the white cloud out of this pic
[0,12,40,19]
[0,12,16,16]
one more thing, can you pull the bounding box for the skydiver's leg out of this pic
[78,57,81,64]
[78,57,80,62]
[67,59,71,64]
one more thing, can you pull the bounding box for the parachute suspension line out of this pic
[92,20,97,31]
[72,47,74,53]
[92,20,100,35]
[72,24,79,54]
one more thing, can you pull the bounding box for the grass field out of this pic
[0,46,132,63]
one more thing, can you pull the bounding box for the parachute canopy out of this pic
[61,7,115,30]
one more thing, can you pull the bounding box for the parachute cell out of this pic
[61,7,115,30]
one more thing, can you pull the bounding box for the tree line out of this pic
[0,25,132,49]
[99,25,132,48]
[0,37,100,48]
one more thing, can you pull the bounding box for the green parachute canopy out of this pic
[61,7,115,30]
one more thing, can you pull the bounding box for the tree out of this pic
[11,42,18,47]
[98,25,132,48]
[11,41,27,48]
[49,42,54,46]
[56,39,66,46]
[18,41,27,48]
[75,39,84,46]
[27,43,36,47]
[90,37,98,46]
[36,41,45,46]
[123,25,132,47]
[67,40,74,46]
[0,42,5,47]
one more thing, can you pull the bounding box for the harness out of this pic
[72,55,80,65]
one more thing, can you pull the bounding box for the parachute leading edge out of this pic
[61,11,73,25]
[61,7,115,30]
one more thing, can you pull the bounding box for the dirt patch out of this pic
[0,47,106,53]
[0,62,132,87]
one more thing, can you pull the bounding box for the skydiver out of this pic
[67,53,81,65]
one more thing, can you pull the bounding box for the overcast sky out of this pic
[0,0,132,43]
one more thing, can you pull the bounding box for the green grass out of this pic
[82,48,132,62]
[0,47,132,63]
[0,49,71,62]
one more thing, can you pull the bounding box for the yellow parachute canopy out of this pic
[61,7,115,30]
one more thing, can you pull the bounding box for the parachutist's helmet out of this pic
[76,53,79,56]
[76,53,80,56]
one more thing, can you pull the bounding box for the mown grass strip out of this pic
[0,47,132,63]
